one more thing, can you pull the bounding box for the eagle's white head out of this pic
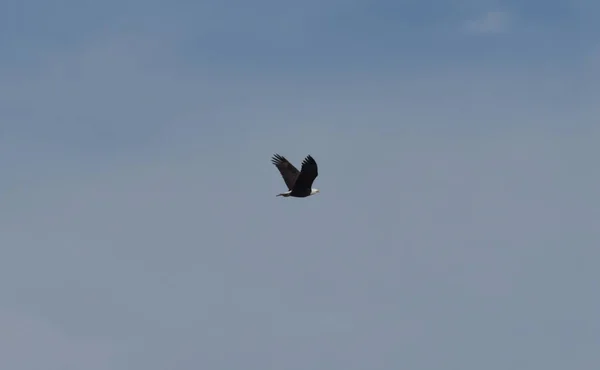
[310,188,320,196]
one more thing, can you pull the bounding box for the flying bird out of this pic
[271,153,320,198]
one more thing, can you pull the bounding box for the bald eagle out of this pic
[271,153,320,197]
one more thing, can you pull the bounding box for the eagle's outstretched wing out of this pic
[271,154,300,190]
[293,155,318,191]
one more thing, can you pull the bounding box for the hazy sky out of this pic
[1,1,599,369]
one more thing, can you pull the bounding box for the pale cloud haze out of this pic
[465,11,511,34]
[1,1,599,369]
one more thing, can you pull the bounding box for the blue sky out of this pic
[1,1,599,369]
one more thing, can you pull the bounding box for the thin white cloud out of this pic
[464,11,511,34]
